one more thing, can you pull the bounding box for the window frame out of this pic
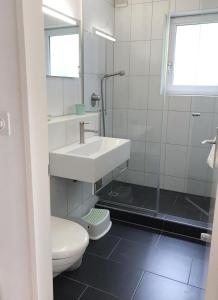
[45,27,80,78]
[167,13,218,96]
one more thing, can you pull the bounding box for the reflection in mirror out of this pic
[43,7,80,78]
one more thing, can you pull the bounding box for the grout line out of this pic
[187,258,194,285]
[130,271,145,300]
[77,286,89,300]
[61,274,120,299]
[107,237,122,259]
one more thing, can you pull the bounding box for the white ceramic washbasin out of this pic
[49,136,131,183]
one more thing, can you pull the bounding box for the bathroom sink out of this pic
[49,136,131,183]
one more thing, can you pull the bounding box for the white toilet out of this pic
[51,216,89,277]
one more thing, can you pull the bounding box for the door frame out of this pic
[16,0,53,299]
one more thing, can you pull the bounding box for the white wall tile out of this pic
[129,141,146,171]
[150,40,163,75]
[129,76,149,109]
[47,77,64,117]
[67,180,83,215]
[48,122,66,151]
[130,41,150,75]
[126,170,145,186]
[113,76,129,108]
[106,41,114,75]
[115,6,131,41]
[152,1,169,40]
[114,42,130,74]
[145,142,161,173]
[165,144,187,177]
[113,109,128,137]
[164,175,185,193]
[175,0,200,11]
[166,111,190,145]
[128,109,147,141]
[190,113,213,146]
[63,78,81,115]
[200,0,218,9]
[186,179,210,197]
[168,96,191,112]
[146,110,162,142]
[191,97,215,113]
[50,176,68,217]
[148,76,164,110]
[131,3,152,41]
[188,146,211,181]
[144,173,159,188]
[84,0,114,34]
[84,74,100,112]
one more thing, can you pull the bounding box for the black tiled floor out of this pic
[55,221,208,300]
[109,220,160,245]
[133,272,205,300]
[189,258,208,289]
[65,254,143,299]
[80,287,120,300]
[87,234,120,258]
[53,276,86,300]
[156,234,208,260]
[110,239,192,283]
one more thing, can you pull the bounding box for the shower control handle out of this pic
[201,139,216,145]
[91,93,101,107]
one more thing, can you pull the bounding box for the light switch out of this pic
[0,111,11,136]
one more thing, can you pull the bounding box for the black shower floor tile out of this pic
[87,234,120,259]
[98,181,211,225]
[64,254,143,300]
[53,276,86,300]
[80,287,120,300]
[133,272,205,300]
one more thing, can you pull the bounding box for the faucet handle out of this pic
[80,121,89,125]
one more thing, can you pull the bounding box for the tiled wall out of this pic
[113,0,218,197]
[47,77,81,117]
[48,0,114,218]
[83,0,115,137]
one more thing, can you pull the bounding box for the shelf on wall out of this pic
[48,112,99,125]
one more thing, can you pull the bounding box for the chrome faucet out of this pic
[79,121,98,144]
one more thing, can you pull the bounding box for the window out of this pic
[167,13,218,96]
[45,28,80,78]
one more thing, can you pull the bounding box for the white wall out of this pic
[0,0,52,299]
[113,0,218,197]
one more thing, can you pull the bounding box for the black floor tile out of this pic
[87,234,120,258]
[80,287,120,300]
[65,254,143,300]
[98,180,157,210]
[53,276,86,300]
[189,258,208,289]
[156,234,207,260]
[133,272,205,300]
[109,221,160,245]
[110,239,192,283]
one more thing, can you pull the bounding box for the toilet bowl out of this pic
[51,216,89,277]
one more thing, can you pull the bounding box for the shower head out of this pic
[103,71,125,79]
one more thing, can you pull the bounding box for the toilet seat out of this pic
[51,217,89,260]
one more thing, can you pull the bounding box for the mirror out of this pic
[43,8,81,78]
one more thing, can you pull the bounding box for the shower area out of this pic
[87,1,218,233]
